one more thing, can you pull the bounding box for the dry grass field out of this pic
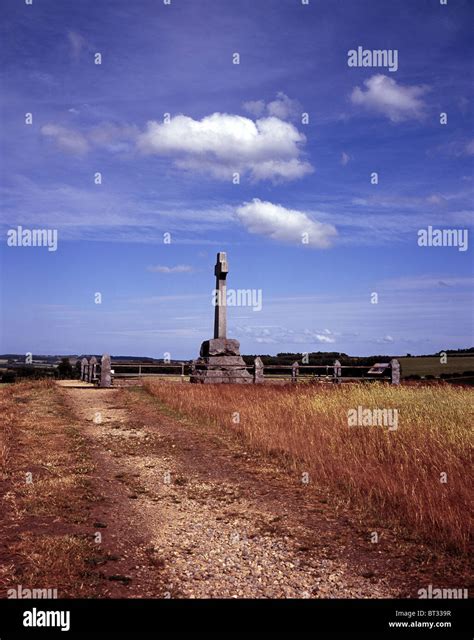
[399,355,474,378]
[144,380,473,552]
[1,378,471,600]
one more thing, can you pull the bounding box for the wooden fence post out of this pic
[333,359,342,383]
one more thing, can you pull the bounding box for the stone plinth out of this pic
[200,338,241,357]
[190,338,252,384]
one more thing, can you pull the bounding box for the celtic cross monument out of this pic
[190,252,252,384]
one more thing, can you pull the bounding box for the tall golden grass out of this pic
[144,381,473,551]
[0,390,16,478]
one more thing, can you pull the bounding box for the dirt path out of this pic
[54,381,466,599]
[1,380,467,600]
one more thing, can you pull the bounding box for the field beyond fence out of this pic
[144,380,473,552]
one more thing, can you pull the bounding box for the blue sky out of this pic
[1,0,473,358]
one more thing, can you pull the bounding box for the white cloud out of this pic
[242,100,266,118]
[350,74,429,122]
[302,328,336,344]
[88,123,138,153]
[314,334,336,343]
[234,325,337,345]
[41,122,137,155]
[341,151,351,166]
[0,175,236,242]
[250,158,313,181]
[41,124,90,154]
[235,199,337,248]
[266,92,301,120]
[137,113,312,182]
[40,103,312,182]
[146,264,194,274]
[243,92,301,121]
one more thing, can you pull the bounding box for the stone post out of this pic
[390,359,400,385]
[333,359,342,383]
[291,361,299,383]
[253,357,264,384]
[100,354,112,388]
[80,357,88,381]
[83,359,90,382]
[89,356,98,384]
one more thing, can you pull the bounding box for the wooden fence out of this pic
[78,355,400,387]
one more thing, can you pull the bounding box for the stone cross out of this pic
[213,252,228,339]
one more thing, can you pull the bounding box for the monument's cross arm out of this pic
[214,251,228,340]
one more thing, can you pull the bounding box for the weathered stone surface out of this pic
[89,356,98,384]
[291,361,299,383]
[80,357,88,381]
[100,354,112,388]
[83,358,90,382]
[198,355,245,366]
[191,252,253,384]
[254,356,264,383]
[200,338,241,357]
[390,358,400,385]
[191,363,253,384]
[190,353,252,384]
[214,252,228,339]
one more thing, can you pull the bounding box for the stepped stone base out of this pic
[190,338,253,384]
